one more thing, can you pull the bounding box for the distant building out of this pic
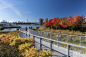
[13,21,17,23]
[45,18,48,22]
[0,20,9,26]
[39,18,43,25]
[18,21,21,23]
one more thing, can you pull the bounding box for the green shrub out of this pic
[0,24,3,26]
[37,29,41,31]
[31,28,37,30]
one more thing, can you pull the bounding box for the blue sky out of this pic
[0,0,86,22]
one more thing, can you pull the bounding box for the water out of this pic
[2,28,18,31]
[2,25,44,31]
[18,25,44,28]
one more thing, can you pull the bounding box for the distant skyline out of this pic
[0,0,86,22]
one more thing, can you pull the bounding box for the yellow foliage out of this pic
[21,46,53,57]
[0,34,13,45]
[0,34,53,57]
[18,42,32,51]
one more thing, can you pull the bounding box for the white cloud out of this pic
[0,0,22,17]
[0,6,9,9]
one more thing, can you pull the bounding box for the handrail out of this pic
[19,28,86,57]
[20,28,86,37]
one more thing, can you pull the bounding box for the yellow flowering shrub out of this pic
[21,46,53,57]
[18,42,32,51]
[9,37,33,48]
[0,34,13,45]
[0,34,53,57]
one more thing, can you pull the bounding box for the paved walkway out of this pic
[31,36,86,57]
[20,31,86,57]
[34,38,67,57]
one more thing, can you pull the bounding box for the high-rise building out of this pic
[39,18,43,25]
[45,18,48,22]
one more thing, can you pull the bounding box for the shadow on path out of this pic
[35,41,67,57]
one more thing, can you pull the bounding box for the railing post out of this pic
[19,29,20,38]
[34,31,35,35]
[34,30,36,35]
[29,34,30,37]
[67,45,70,57]
[33,31,34,35]
[50,33,52,51]
[67,35,68,48]
[38,31,39,36]
[80,36,82,53]
[57,34,59,47]
[22,32,23,38]
[21,32,22,38]
[50,33,53,57]
[20,30,22,38]
[22,32,24,38]
[67,35,70,57]
[28,30,30,37]
[23,33,26,38]
[26,31,27,38]
[40,31,42,50]
[33,36,35,48]
[23,32,26,38]
[36,31,37,35]
[45,32,46,42]
[32,30,33,34]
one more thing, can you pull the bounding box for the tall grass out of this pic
[37,27,86,54]
[0,30,19,37]
[38,27,86,36]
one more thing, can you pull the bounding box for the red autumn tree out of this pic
[52,17,60,29]
[59,19,68,28]
[44,21,48,26]
[46,19,53,28]
[59,17,68,28]
[67,16,73,26]
[44,14,85,30]
[72,15,84,26]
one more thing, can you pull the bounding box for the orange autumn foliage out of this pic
[47,19,53,26]
[59,20,68,28]
[52,17,60,28]
[44,21,48,26]
[44,14,85,29]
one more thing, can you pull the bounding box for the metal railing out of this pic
[19,28,86,57]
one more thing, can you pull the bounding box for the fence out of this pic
[19,28,86,57]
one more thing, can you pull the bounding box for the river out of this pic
[2,25,44,31]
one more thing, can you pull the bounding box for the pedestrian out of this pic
[25,27,27,31]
